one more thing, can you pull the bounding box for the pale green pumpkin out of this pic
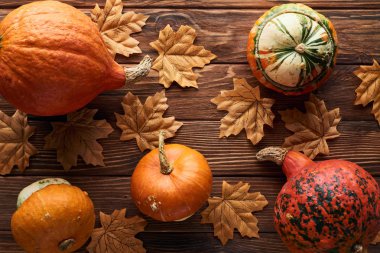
[247,4,338,95]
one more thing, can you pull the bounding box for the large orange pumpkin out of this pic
[11,178,95,253]
[131,132,213,222]
[0,1,151,116]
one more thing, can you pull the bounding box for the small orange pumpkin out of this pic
[131,131,213,222]
[0,1,151,116]
[11,178,95,253]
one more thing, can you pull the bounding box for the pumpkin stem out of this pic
[352,244,367,253]
[257,147,314,179]
[124,55,152,85]
[256,147,288,165]
[159,130,173,175]
[58,238,76,251]
[295,43,306,54]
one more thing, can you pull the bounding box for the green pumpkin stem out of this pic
[159,131,173,175]
[58,238,76,251]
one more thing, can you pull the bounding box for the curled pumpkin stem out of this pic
[124,55,152,85]
[256,146,288,165]
[158,130,173,175]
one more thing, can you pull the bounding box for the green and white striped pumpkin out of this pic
[247,3,338,95]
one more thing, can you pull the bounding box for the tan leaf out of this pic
[371,231,380,245]
[0,110,37,175]
[91,0,149,58]
[115,90,183,151]
[354,59,380,124]
[150,25,216,88]
[201,181,268,246]
[44,108,113,171]
[87,209,147,253]
[211,78,275,145]
[280,94,341,159]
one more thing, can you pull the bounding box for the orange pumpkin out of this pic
[0,1,151,116]
[131,132,213,221]
[11,178,95,253]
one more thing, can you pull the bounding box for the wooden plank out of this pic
[1,177,379,234]
[2,229,379,253]
[0,0,380,9]
[0,9,378,65]
[0,119,377,176]
[0,64,374,122]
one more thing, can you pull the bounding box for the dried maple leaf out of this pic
[201,181,268,246]
[211,78,275,145]
[354,59,380,124]
[115,90,183,151]
[0,110,37,175]
[150,25,216,88]
[372,232,380,245]
[44,108,113,171]
[280,94,341,159]
[91,0,149,58]
[87,209,147,253]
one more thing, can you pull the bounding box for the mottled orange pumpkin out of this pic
[131,132,213,222]
[11,178,95,253]
[0,1,150,116]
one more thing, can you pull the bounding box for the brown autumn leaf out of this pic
[280,94,341,159]
[115,90,183,151]
[44,108,113,171]
[87,209,147,253]
[201,181,268,246]
[91,0,149,58]
[150,25,216,88]
[211,78,275,145]
[0,110,37,175]
[372,232,380,245]
[354,59,380,124]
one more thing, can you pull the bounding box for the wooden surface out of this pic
[0,0,379,252]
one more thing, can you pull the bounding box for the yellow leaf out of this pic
[91,0,148,58]
[211,78,275,145]
[0,110,37,175]
[201,181,268,246]
[87,209,147,253]
[44,108,114,171]
[115,90,183,151]
[280,94,341,159]
[354,59,380,124]
[150,25,216,88]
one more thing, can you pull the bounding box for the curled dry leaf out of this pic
[201,181,268,246]
[372,232,380,245]
[211,78,275,145]
[280,94,341,159]
[115,90,183,151]
[150,25,217,88]
[91,0,149,58]
[87,209,147,253]
[0,110,37,175]
[354,59,380,124]
[44,108,114,171]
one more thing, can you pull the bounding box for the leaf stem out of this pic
[159,131,173,175]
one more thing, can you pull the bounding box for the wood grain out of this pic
[0,119,377,176]
[0,0,379,9]
[0,1,379,253]
[0,64,374,122]
[1,230,379,253]
[1,177,379,234]
[1,177,379,253]
[0,9,379,65]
